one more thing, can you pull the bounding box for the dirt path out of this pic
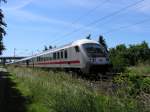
[0,67,27,112]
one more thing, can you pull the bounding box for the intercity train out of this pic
[9,39,110,74]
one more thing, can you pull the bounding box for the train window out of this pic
[43,56,45,61]
[46,54,49,61]
[39,57,41,61]
[49,54,52,60]
[83,43,104,57]
[40,57,42,61]
[57,52,60,59]
[36,58,38,62]
[53,53,56,60]
[43,57,45,61]
[64,50,68,59]
[75,46,80,52]
[61,51,63,59]
[49,54,51,60]
[44,56,47,61]
[46,55,48,61]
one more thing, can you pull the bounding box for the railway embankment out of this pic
[3,65,149,112]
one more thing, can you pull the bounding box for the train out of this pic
[8,39,110,74]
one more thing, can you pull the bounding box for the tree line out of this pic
[109,41,150,71]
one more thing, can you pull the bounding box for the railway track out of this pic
[85,71,150,94]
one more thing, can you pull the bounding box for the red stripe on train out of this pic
[36,60,80,65]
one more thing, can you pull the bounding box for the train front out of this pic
[82,42,110,74]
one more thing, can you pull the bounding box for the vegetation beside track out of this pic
[113,65,150,111]
[6,66,150,112]
[109,41,150,72]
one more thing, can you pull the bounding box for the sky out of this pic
[1,0,150,56]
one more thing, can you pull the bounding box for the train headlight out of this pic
[89,58,96,62]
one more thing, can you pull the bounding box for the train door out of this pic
[69,46,81,68]
[60,50,64,69]
[57,51,61,68]
[26,60,29,67]
[74,46,81,68]
[64,49,69,68]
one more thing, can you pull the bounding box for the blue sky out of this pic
[1,0,150,56]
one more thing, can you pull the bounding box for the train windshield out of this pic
[82,43,105,57]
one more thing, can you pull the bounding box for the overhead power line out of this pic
[86,0,145,26]
[50,0,110,44]
[102,18,150,35]
[53,18,150,45]
[71,0,110,24]
[51,0,145,45]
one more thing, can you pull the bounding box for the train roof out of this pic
[71,39,99,45]
[32,39,99,57]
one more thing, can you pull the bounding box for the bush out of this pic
[141,77,150,94]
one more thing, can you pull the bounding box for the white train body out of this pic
[10,39,110,74]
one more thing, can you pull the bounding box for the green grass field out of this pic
[7,66,150,112]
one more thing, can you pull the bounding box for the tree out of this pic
[49,45,52,49]
[0,0,7,55]
[86,34,91,39]
[128,41,150,65]
[43,46,48,51]
[109,44,129,72]
[98,35,108,52]
[0,0,7,3]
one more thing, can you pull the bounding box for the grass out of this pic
[127,64,150,76]
[7,66,147,112]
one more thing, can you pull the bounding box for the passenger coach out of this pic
[10,39,110,74]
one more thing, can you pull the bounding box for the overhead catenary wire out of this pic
[102,18,150,35]
[49,0,110,44]
[51,0,145,45]
[53,18,150,45]
[71,0,110,24]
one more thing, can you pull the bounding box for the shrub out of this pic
[141,77,150,94]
